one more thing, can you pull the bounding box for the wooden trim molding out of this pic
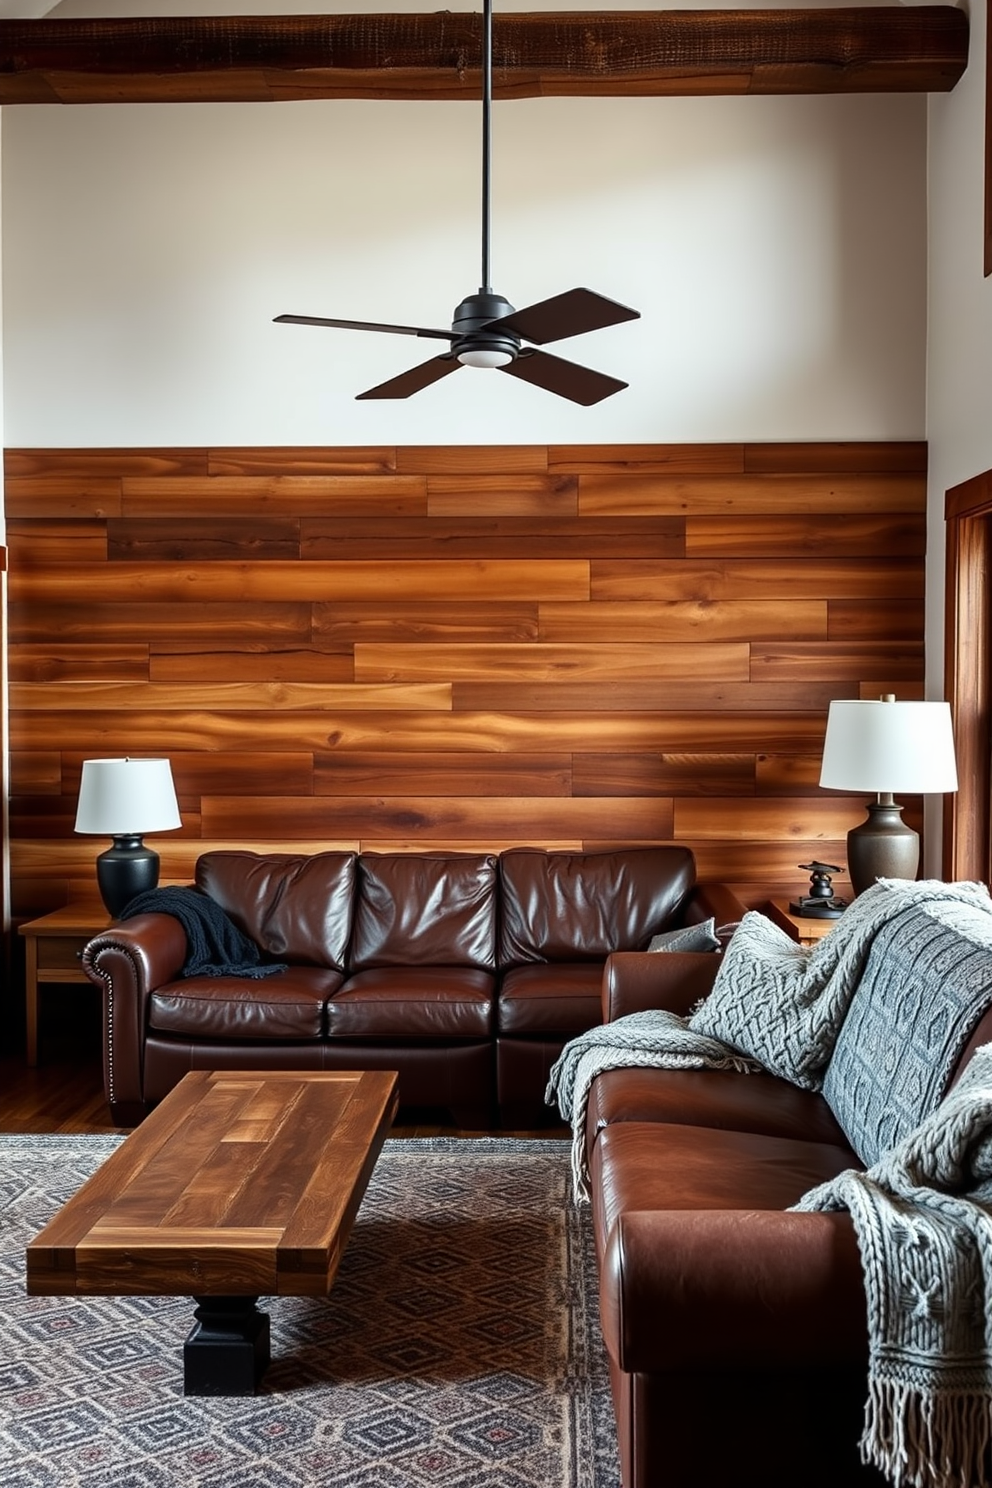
[944,469,992,882]
[0,8,969,105]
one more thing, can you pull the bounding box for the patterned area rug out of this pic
[1,1135,619,1488]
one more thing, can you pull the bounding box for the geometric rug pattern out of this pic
[0,1135,620,1488]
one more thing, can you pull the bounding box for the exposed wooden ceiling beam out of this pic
[0,8,969,105]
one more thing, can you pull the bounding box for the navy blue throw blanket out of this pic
[119,886,287,979]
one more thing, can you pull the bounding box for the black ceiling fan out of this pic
[274,0,639,405]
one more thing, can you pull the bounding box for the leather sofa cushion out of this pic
[350,853,497,970]
[328,966,495,1039]
[149,966,343,1041]
[498,963,603,1035]
[498,847,696,966]
[586,1067,850,1148]
[196,850,356,969]
[592,1120,858,1252]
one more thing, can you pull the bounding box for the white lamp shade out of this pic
[74,757,182,835]
[819,700,958,795]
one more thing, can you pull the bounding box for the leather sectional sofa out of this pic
[586,941,992,1488]
[81,845,743,1128]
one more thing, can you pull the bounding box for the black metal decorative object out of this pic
[789,861,848,920]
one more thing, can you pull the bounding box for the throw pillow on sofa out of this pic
[647,918,721,953]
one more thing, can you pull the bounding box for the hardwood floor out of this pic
[0,981,565,1139]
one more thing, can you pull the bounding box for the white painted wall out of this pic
[927,0,992,689]
[1,87,926,446]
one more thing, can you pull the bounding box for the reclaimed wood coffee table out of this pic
[26,1068,399,1396]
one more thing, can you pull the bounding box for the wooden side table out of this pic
[18,904,111,1066]
[765,899,842,947]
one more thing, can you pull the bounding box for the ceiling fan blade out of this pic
[275,314,454,342]
[356,354,462,400]
[487,288,640,346]
[499,348,628,406]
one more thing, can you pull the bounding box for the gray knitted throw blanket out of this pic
[794,1044,992,1488]
[547,877,992,1201]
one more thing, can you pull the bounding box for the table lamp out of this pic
[818,695,958,895]
[74,757,182,916]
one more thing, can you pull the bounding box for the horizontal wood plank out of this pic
[579,472,926,517]
[120,475,427,516]
[208,447,396,477]
[685,513,926,559]
[10,559,589,604]
[572,753,756,797]
[11,681,452,712]
[301,516,684,562]
[108,517,302,561]
[548,443,744,474]
[7,601,313,645]
[4,478,122,519]
[591,558,924,602]
[537,599,828,643]
[314,752,572,796]
[4,448,208,479]
[354,641,751,684]
[149,648,353,683]
[313,601,541,644]
[426,474,579,517]
[750,641,924,681]
[200,794,677,840]
[743,441,928,474]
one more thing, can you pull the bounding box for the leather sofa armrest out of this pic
[601,1208,867,1372]
[602,951,721,1022]
[82,913,188,1119]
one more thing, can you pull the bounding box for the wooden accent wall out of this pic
[4,442,926,918]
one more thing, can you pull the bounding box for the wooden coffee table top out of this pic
[26,1069,399,1300]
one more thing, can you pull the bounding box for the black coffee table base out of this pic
[184,1296,271,1396]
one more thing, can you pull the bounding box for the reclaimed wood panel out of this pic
[548,444,744,474]
[591,558,924,602]
[426,474,579,517]
[354,642,750,684]
[314,753,572,796]
[9,559,589,604]
[685,514,927,559]
[537,599,827,643]
[7,602,313,644]
[200,794,677,841]
[579,473,926,517]
[208,447,396,477]
[743,441,927,474]
[313,602,541,644]
[120,475,428,516]
[572,753,756,797]
[4,441,927,919]
[302,516,683,561]
[108,517,301,561]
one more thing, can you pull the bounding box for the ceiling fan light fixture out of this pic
[458,346,514,368]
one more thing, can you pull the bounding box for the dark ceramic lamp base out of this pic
[846,797,919,897]
[95,835,161,918]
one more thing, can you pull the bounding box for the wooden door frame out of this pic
[944,469,992,882]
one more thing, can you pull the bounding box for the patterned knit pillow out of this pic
[821,900,992,1164]
[687,910,814,1082]
[647,917,720,953]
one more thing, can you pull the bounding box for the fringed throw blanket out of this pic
[120,886,287,979]
[794,1045,992,1488]
[543,1008,760,1200]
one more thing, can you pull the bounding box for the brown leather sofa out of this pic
[586,946,992,1488]
[81,845,743,1128]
